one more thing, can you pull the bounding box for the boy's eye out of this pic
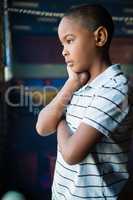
[66,38,73,44]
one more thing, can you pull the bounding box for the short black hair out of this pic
[64,4,114,47]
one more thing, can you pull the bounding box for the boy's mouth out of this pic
[67,62,73,67]
[66,60,73,67]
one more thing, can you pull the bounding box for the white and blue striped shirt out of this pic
[52,64,131,200]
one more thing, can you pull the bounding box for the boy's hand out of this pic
[67,66,90,89]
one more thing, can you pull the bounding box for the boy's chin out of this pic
[71,65,88,74]
[73,68,87,74]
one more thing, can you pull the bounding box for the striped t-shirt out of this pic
[52,64,131,200]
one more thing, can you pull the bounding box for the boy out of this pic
[36,4,131,200]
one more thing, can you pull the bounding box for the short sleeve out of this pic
[82,87,129,137]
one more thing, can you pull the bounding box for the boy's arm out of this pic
[57,120,102,165]
[36,79,80,136]
[36,67,89,136]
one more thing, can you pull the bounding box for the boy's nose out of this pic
[62,48,69,57]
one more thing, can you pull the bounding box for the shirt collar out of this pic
[81,64,122,90]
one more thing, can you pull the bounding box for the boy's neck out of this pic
[88,54,112,83]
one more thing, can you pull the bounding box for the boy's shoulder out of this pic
[98,65,128,94]
[93,67,128,102]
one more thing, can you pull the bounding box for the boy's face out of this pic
[58,17,97,73]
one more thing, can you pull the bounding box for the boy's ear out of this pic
[94,26,108,47]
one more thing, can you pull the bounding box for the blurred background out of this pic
[0,0,133,199]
